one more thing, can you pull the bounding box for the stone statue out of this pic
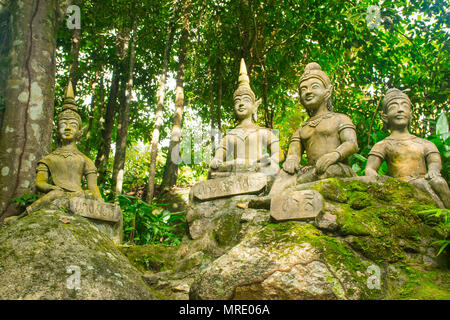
[208,58,280,179]
[268,62,358,196]
[24,82,122,243]
[32,82,102,206]
[365,88,450,208]
[190,59,280,201]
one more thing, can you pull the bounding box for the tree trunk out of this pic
[208,65,216,158]
[95,28,130,184]
[161,1,190,190]
[83,83,96,155]
[145,8,177,203]
[112,21,137,195]
[0,0,72,221]
[217,54,222,133]
[68,28,81,92]
[95,65,120,183]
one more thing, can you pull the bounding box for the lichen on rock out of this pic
[0,209,155,300]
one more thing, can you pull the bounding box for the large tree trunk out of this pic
[145,8,177,203]
[161,2,190,190]
[0,0,72,221]
[112,20,137,195]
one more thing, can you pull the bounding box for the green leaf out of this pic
[436,112,449,140]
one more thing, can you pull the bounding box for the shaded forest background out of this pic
[0,0,448,244]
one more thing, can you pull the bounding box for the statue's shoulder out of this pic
[332,112,354,124]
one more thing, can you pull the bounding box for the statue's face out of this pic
[58,117,80,141]
[234,94,255,120]
[385,97,412,128]
[299,78,330,111]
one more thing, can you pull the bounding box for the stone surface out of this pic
[69,197,121,223]
[26,193,123,244]
[270,189,324,221]
[185,177,449,300]
[0,209,155,300]
[192,173,267,201]
[314,211,338,231]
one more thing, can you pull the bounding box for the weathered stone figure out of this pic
[30,82,102,209]
[190,59,279,201]
[22,82,123,243]
[365,88,450,208]
[268,62,358,196]
[209,58,280,179]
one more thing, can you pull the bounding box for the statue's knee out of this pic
[429,176,449,190]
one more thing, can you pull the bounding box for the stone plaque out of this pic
[192,173,267,201]
[270,190,323,221]
[69,198,122,223]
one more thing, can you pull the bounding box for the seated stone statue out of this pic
[365,88,450,208]
[209,58,280,179]
[190,59,280,201]
[268,62,358,197]
[29,82,102,212]
[23,82,122,243]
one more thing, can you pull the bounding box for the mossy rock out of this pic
[0,210,155,300]
[189,178,449,300]
[190,223,377,300]
[118,244,179,273]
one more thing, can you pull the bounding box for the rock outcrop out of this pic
[0,209,155,300]
[182,177,449,299]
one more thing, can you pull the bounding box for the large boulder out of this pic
[187,177,450,300]
[0,209,155,300]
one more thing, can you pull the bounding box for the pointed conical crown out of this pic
[233,58,256,101]
[57,81,82,126]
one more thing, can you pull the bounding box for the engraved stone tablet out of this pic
[69,198,122,223]
[192,173,267,201]
[270,190,323,221]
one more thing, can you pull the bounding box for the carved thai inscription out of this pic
[69,197,122,223]
[192,173,267,201]
[270,190,323,221]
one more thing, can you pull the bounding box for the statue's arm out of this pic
[316,127,358,175]
[336,127,359,160]
[268,131,282,166]
[35,163,63,193]
[85,172,102,199]
[283,137,302,174]
[210,136,228,169]
[425,152,442,179]
[365,155,382,176]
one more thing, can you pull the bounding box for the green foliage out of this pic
[11,193,39,207]
[426,112,450,181]
[117,193,185,246]
[419,208,450,256]
[50,0,448,202]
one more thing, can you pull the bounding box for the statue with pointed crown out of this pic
[25,82,123,243]
[31,82,101,201]
[208,58,280,179]
[365,88,450,208]
[190,59,280,201]
[268,62,359,197]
